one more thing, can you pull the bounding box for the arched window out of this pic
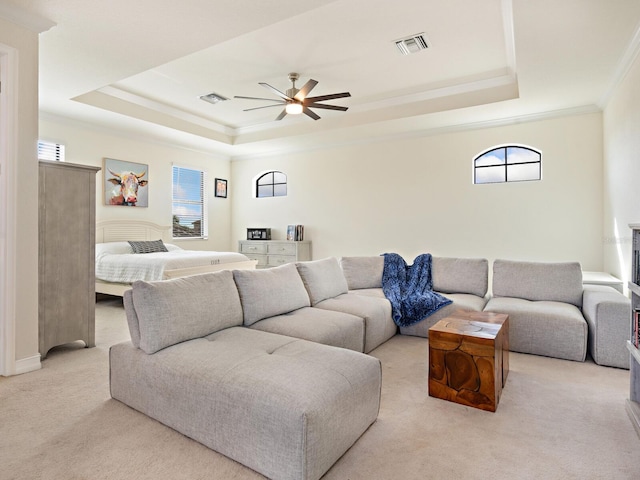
[473,145,541,184]
[256,171,287,197]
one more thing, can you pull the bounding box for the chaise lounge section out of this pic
[112,270,381,480]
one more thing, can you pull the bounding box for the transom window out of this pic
[256,171,287,198]
[172,165,208,239]
[473,145,541,184]
[38,140,65,162]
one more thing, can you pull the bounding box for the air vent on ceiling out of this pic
[200,92,229,104]
[395,33,429,55]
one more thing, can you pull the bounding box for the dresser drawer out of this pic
[240,242,267,254]
[245,254,267,266]
[267,242,297,255]
[267,255,297,267]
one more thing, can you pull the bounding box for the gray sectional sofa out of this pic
[110,255,631,480]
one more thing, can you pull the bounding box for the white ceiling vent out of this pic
[200,92,229,104]
[395,34,429,55]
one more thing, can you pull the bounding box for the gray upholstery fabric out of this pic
[340,256,384,290]
[492,259,583,307]
[249,307,365,352]
[349,288,386,299]
[233,263,310,326]
[400,293,488,337]
[122,289,140,348]
[432,257,488,297]
[315,292,397,353]
[129,271,243,354]
[296,257,349,305]
[582,285,631,369]
[484,296,587,362]
[110,328,381,480]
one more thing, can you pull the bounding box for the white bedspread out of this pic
[96,242,250,283]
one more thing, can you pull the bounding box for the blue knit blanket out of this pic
[381,253,452,327]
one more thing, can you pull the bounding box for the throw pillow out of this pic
[128,239,168,254]
[233,263,311,326]
[296,257,349,305]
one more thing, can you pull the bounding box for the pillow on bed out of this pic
[128,239,168,254]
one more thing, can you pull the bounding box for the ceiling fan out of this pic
[234,72,351,121]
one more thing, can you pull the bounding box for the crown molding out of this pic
[0,3,55,33]
[599,20,640,108]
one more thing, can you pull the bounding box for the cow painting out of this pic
[107,169,148,206]
[103,159,149,207]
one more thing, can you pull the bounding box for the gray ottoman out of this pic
[110,327,381,480]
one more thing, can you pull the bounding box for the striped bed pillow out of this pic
[128,239,168,254]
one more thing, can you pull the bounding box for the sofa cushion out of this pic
[248,306,365,352]
[484,296,587,361]
[432,257,488,297]
[296,257,349,305]
[492,259,583,307]
[233,263,311,326]
[315,293,397,353]
[128,271,243,354]
[340,256,384,290]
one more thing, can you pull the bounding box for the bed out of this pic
[95,220,257,296]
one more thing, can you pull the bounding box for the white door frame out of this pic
[0,43,18,376]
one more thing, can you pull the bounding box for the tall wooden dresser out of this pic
[39,160,100,358]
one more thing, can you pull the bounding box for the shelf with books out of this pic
[628,225,640,438]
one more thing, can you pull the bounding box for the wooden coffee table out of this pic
[428,310,509,412]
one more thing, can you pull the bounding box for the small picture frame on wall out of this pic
[215,178,228,198]
[103,158,149,207]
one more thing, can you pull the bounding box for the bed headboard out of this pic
[96,220,173,243]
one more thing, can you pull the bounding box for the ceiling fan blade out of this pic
[293,79,318,101]
[305,92,351,103]
[234,95,286,103]
[275,109,288,121]
[303,107,321,121]
[259,82,291,101]
[243,104,288,112]
[306,103,348,112]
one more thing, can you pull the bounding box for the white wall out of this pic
[0,17,40,372]
[39,117,233,251]
[232,112,604,270]
[603,50,640,285]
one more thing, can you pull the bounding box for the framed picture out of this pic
[104,158,149,207]
[215,178,228,198]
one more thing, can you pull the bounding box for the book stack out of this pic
[287,224,304,241]
[634,309,640,348]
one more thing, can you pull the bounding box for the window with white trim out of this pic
[473,145,541,184]
[172,165,208,239]
[38,140,65,162]
[256,171,287,197]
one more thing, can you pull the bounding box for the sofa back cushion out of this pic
[432,257,488,297]
[127,270,243,354]
[492,259,583,307]
[296,257,349,305]
[340,256,384,290]
[233,263,311,326]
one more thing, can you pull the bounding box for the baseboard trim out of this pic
[14,354,41,375]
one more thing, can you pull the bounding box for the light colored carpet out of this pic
[1,296,638,480]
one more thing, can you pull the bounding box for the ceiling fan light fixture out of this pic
[285,102,303,115]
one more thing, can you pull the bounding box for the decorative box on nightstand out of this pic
[238,240,311,268]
